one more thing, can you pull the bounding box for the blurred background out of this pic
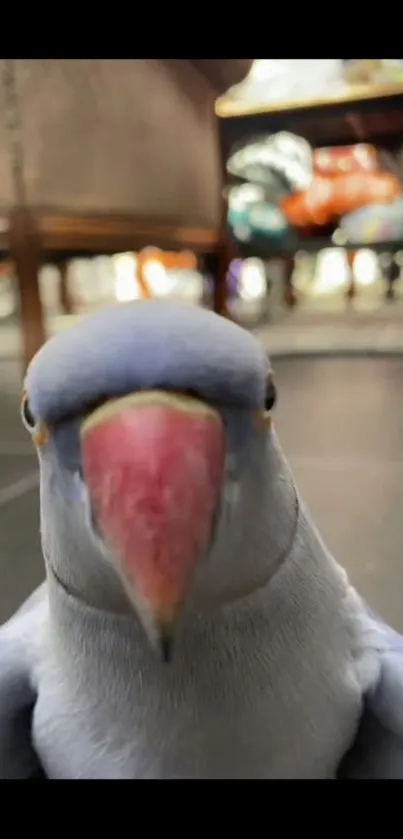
[1,58,403,629]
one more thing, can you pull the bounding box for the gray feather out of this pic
[0,584,46,778]
[339,620,403,778]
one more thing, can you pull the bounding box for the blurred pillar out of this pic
[214,112,231,318]
[9,208,45,373]
[283,254,297,308]
[385,256,399,301]
[213,240,231,316]
[346,250,356,300]
[58,259,74,315]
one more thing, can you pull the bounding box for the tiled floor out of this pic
[0,356,403,632]
[253,310,403,356]
[228,266,403,355]
[250,269,403,355]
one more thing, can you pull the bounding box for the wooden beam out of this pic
[9,208,45,373]
[36,212,218,256]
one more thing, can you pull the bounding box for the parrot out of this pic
[1,299,403,779]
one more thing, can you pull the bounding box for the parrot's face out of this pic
[23,302,275,658]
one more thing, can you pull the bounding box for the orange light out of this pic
[138,247,197,273]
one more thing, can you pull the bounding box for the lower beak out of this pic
[80,390,225,660]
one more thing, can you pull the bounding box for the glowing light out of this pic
[354,250,379,286]
[311,247,379,295]
[313,249,348,294]
[238,258,266,301]
[248,60,283,83]
[113,253,141,302]
[142,260,175,297]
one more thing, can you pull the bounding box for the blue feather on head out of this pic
[25,301,269,423]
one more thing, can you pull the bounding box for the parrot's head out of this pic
[23,301,277,660]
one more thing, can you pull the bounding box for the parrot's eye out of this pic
[265,374,277,412]
[21,393,36,432]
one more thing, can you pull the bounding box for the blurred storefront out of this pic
[1,243,401,358]
[2,59,403,360]
[1,240,402,357]
[215,58,403,352]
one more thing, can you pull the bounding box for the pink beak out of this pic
[80,391,225,658]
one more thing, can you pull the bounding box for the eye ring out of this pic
[265,373,277,412]
[21,393,37,432]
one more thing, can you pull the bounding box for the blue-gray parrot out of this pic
[1,300,403,778]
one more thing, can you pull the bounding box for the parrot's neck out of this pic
[43,428,300,614]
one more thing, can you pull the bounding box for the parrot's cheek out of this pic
[80,392,225,657]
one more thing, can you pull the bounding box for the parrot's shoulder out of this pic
[0,583,48,778]
[338,604,403,778]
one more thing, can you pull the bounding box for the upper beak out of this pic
[80,390,225,660]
